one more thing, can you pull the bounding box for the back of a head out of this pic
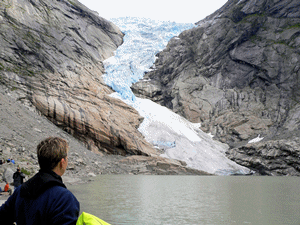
[37,137,69,171]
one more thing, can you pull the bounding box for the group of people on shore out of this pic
[0,158,16,165]
[1,167,25,195]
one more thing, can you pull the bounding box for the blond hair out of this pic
[37,137,69,171]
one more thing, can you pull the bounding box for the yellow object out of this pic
[76,212,111,225]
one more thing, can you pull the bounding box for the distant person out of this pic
[13,167,25,189]
[0,159,3,165]
[0,137,80,225]
[4,182,12,195]
[4,182,10,192]
[0,182,12,195]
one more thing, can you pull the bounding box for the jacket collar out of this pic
[20,170,66,198]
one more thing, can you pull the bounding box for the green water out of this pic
[69,175,300,225]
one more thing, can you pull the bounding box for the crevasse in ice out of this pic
[103,17,250,175]
[103,17,193,101]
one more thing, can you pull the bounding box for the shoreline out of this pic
[0,174,92,206]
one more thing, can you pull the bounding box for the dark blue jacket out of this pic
[0,170,80,225]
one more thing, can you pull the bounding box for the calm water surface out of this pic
[69,175,300,225]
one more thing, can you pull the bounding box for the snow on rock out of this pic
[248,134,264,144]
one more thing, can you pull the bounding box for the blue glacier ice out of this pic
[103,17,250,175]
[103,17,195,101]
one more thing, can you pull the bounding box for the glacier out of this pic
[103,17,250,175]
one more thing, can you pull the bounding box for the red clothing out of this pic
[4,183,9,192]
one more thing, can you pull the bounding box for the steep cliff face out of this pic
[0,0,157,156]
[226,137,300,176]
[132,0,300,175]
[132,0,300,144]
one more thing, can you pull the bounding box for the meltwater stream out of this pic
[103,17,250,175]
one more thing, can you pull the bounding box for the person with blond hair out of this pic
[0,137,80,225]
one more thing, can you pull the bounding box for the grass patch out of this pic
[285,23,300,30]
[3,65,35,77]
[21,168,31,176]
[239,13,266,24]
[277,23,300,33]
[273,40,287,45]
[67,0,76,7]
[250,34,263,43]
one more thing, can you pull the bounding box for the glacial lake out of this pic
[68,175,300,225]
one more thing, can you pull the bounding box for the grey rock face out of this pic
[132,0,300,142]
[132,0,300,175]
[0,0,158,157]
[226,137,300,176]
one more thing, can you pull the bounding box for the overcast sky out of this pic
[78,0,228,23]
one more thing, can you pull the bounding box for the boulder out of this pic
[3,168,14,184]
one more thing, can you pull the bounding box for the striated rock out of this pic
[0,0,158,156]
[226,137,300,176]
[32,90,156,156]
[132,0,300,146]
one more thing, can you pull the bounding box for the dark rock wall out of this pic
[132,0,300,145]
[132,0,300,175]
[226,137,300,176]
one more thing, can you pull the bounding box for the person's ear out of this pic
[61,158,68,167]
[59,158,65,168]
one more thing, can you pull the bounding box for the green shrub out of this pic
[21,168,31,176]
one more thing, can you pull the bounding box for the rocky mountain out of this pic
[0,0,158,156]
[0,0,211,179]
[132,0,300,175]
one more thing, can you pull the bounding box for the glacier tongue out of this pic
[103,17,250,175]
[103,17,194,101]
